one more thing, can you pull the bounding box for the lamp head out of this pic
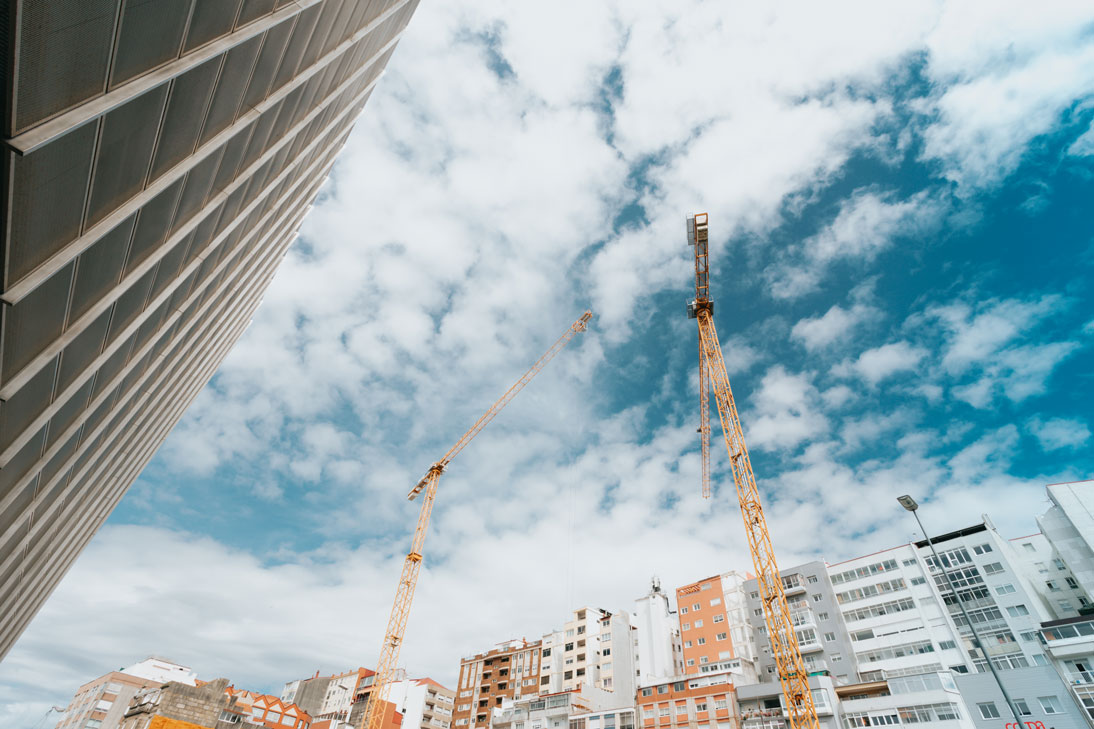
[897,495,919,512]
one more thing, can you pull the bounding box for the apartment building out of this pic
[0,0,421,660]
[675,571,756,677]
[540,607,636,706]
[636,669,742,729]
[634,578,684,687]
[1037,481,1094,606]
[283,667,373,726]
[54,656,197,729]
[742,561,857,686]
[453,639,543,729]
[1040,615,1094,722]
[384,677,455,729]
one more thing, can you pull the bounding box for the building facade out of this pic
[636,669,742,729]
[0,0,421,660]
[634,578,684,687]
[676,572,755,677]
[453,640,543,729]
[55,657,197,729]
[742,561,856,686]
[1037,481,1094,602]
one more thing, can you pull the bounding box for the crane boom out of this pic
[687,213,818,729]
[361,311,593,729]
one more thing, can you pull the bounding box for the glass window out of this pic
[1038,696,1062,714]
[1006,605,1029,617]
[1014,699,1032,716]
[680,607,688,614]
[977,703,1000,720]
[710,598,721,606]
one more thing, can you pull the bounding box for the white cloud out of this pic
[920,43,1094,191]
[744,367,828,451]
[854,342,927,384]
[1029,417,1092,451]
[1068,121,1094,157]
[768,189,944,299]
[791,303,878,351]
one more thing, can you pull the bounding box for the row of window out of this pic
[830,559,900,585]
[842,702,960,727]
[680,597,722,615]
[835,578,907,605]
[978,695,1062,719]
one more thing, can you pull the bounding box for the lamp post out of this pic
[897,495,1025,726]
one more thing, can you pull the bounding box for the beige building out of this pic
[55,657,197,729]
[0,0,421,660]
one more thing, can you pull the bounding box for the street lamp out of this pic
[897,495,1025,726]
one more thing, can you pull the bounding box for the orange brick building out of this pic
[636,671,740,729]
[674,572,754,675]
[452,639,542,729]
[227,688,312,729]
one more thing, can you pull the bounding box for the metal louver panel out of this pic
[14,1,117,133]
[183,0,244,54]
[197,33,262,145]
[68,215,138,324]
[110,0,192,89]
[148,55,225,184]
[85,84,170,228]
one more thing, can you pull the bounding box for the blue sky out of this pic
[3,1,1094,725]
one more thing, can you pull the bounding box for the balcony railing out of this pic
[1069,670,1094,685]
[789,610,814,627]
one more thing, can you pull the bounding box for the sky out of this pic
[4,1,1094,725]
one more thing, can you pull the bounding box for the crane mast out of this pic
[687,213,819,729]
[360,311,593,729]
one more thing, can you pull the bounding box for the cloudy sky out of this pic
[4,1,1094,725]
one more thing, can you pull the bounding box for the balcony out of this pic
[797,639,824,654]
[781,577,806,596]
[1068,670,1094,685]
[789,610,815,628]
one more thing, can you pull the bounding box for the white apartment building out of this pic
[540,607,636,709]
[633,578,684,687]
[1038,481,1094,600]
[386,677,456,729]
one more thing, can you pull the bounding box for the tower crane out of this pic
[359,311,593,729]
[687,213,819,729]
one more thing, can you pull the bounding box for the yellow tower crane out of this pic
[687,213,819,729]
[360,311,593,729]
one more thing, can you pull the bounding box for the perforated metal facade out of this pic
[0,0,419,659]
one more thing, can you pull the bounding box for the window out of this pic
[1014,699,1032,716]
[983,562,1004,575]
[699,657,709,664]
[812,594,822,602]
[642,708,654,719]
[565,643,574,651]
[818,612,829,620]
[978,703,1000,720]
[566,629,575,637]
[682,623,690,631]
[658,706,670,718]
[695,702,707,712]
[831,653,842,662]
[697,637,706,645]
[710,598,721,606]
[712,614,724,623]
[542,648,551,657]
[657,685,668,694]
[1067,577,1079,589]
[753,609,762,616]
[910,576,926,585]
[750,591,759,599]
[641,688,653,697]
[995,584,1016,595]
[684,641,693,648]
[1059,600,1073,612]
[1038,696,1062,714]
[807,575,818,584]
[1036,562,1049,573]
[973,543,993,555]
[1006,605,1030,617]
[694,620,704,628]
[716,633,727,641]
[686,659,695,667]
[675,704,687,715]
[691,603,700,611]
[681,607,688,614]
[938,640,956,650]
[824,632,836,642]
[1022,543,1035,552]
[903,558,917,566]
[1047,580,1060,591]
